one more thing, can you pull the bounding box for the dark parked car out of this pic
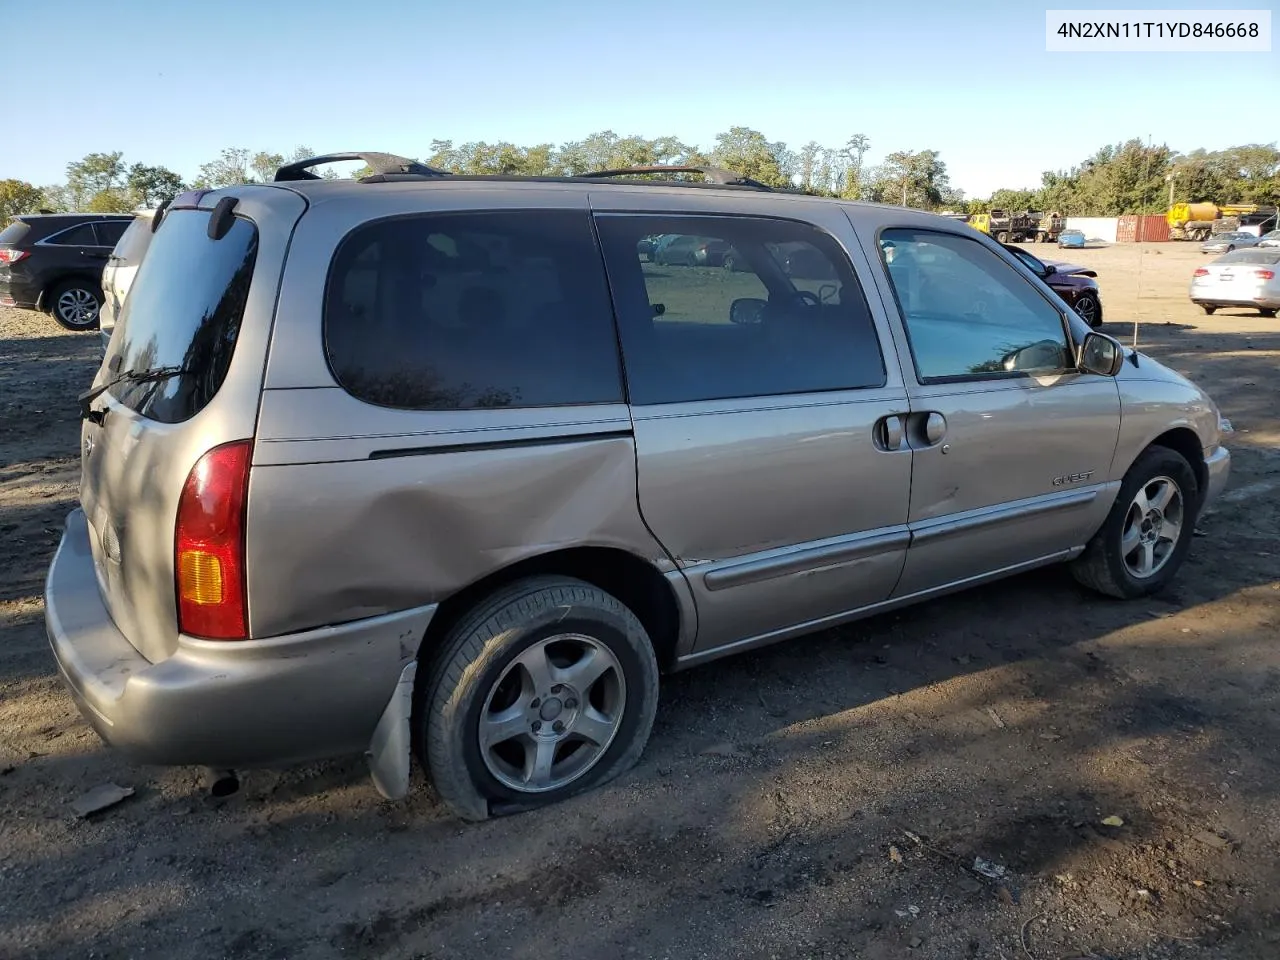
[650,233,733,266]
[1003,243,1104,327]
[0,213,134,330]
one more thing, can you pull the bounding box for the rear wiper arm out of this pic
[78,365,186,424]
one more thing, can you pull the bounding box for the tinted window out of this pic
[94,220,129,247]
[105,209,258,423]
[324,210,623,410]
[46,223,97,246]
[596,215,885,405]
[879,229,1072,381]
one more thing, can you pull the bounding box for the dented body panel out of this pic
[46,174,1232,795]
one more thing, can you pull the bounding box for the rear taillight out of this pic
[0,249,29,264]
[1255,270,1275,280]
[1193,268,1209,277]
[175,440,252,640]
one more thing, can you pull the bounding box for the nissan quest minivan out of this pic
[47,153,1231,822]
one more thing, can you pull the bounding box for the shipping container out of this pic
[1117,215,1170,242]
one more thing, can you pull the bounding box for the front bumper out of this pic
[45,508,436,769]
[1203,444,1231,510]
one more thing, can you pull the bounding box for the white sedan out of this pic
[1190,248,1280,317]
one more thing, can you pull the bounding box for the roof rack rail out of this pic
[579,165,774,190]
[273,152,450,182]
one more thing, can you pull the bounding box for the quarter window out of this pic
[46,223,97,246]
[596,215,885,405]
[323,211,624,411]
[879,229,1072,381]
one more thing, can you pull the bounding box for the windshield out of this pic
[104,208,258,423]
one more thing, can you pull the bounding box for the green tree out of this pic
[0,179,43,221]
[65,151,126,209]
[126,164,186,207]
[867,150,951,208]
[85,189,134,213]
[196,147,252,188]
[841,134,871,199]
[709,126,792,187]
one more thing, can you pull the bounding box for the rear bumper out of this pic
[45,508,436,769]
[1191,294,1280,309]
[1203,445,1231,510]
[0,277,40,310]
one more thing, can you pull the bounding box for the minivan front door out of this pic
[593,203,914,659]
[868,226,1122,599]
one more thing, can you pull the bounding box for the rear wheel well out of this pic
[1148,428,1208,507]
[418,548,682,673]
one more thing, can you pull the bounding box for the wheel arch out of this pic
[1145,427,1209,508]
[39,272,106,312]
[417,546,689,675]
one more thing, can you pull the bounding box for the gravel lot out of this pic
[2,241,1279,960]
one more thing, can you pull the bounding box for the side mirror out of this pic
[1078,330,1124,377]
[729,297,767,325]
[1041,263,1057,277]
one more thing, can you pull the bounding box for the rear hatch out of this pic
[0,218,33,298]
[1193,249,1280,300]
[79,188,305,661]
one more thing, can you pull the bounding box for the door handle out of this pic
[923,411,947,445]
[874,415,906,451]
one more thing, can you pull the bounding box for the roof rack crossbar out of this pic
[273,152,449,182]
[579,165,774,190]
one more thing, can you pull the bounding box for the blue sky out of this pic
[2,0,1275,198]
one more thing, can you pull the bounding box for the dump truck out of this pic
[968,209,1038,243]
[1167,202,1278,241]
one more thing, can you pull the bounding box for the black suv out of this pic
[0,213,134,330]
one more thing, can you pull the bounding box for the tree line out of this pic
[2,130,1276,225]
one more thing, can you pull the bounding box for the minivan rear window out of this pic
[105,209,258,423]
[111,217,153,262]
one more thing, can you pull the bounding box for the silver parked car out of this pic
[1200,231,1260,254]
[1256,229,1280,248]
[98,209,157,353]
[49,153,1231,822]
[1190,248,1280,316]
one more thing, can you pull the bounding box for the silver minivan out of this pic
[48,154,1231,822]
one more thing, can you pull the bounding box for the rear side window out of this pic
[106,209,258,423]
[324,210,623,410]
[0,220,31,245]
[46,223,97,246]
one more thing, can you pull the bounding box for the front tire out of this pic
[1202,305,1216,315]
[48,279,103,331]
[1074,293,1102,327]
[1070,447,1199,599]
[418,577,660,822]
[1260,308,1277,318]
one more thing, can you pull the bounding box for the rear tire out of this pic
[48,279,102,331]
[1070,446,1199,600]
[996,231,1009,244]
[417,576,660,822]
[1260,308,1277,318]
[1202,305,1216,315]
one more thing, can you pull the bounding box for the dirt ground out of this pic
[2,241,1279,960]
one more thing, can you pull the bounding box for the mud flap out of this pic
[365,660,417,800]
